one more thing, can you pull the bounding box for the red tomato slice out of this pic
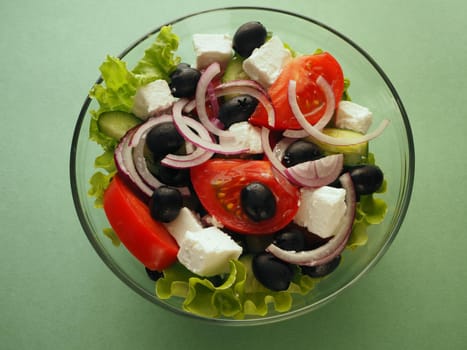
[190,159,299,234]
[103,175,178,271]
[249,52,344,130]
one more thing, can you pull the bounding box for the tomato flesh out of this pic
[190,159,300,234]
[103,174,178,270]
[249,52,344,130]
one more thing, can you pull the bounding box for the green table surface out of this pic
[2,0,466,349]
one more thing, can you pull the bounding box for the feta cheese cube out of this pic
[242,36,292,88]
[335,101,373,134]
[177,226,243,276]
[294,186,347,238]
[192,34,233,69]
[218,121,263,154]
[163,207,203,246]
[132,79,176,119]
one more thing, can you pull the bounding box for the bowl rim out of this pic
[69,6,415,325]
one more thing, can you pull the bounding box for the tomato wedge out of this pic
[249,52,344,130]
[103,174,178,271]
[190,159,300,234]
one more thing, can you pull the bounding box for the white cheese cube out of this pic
[335,101,373,134]
[192,34,233,69]
[294,186,347,238]
[242,36,292,88]
[218,121,263,154]
[132,79,176,119]
[177,226,243,277]
[163,207,203,246]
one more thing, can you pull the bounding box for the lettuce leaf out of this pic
[89,25,180,118]
[87,26,181,207]
[132,25,181,84]
[155,256,315,319]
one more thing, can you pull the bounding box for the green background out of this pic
[1,0,466,349]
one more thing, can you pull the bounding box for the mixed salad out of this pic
[88,22,389,319]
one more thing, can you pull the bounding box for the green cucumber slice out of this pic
[222,54,249,83]
[97,111,141,140]
[307,128,369,165]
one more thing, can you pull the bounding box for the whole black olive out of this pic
[149,186,183,222]
[273,229,306,251]
[240,182,276,222]
[169,63,201,97]
[349,164,384,195]
[218,95,258,129]
[252,252,294,291]
[301,255,341,278]
[282,140,323,167]
[232,21,268,58]
[146,122,185,159]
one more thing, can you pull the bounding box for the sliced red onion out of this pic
[114,128,154,198]
[288,79,390,146]
[160,117,215,168]
[115,116,191,198]
[172,98,248,154]
[260,127,287,175]
[272,136,296,163]
[312,76,335,130]
[216,79,267,96]
[284,154,344,188]
[266,172,356,266]
[195,62,233,138]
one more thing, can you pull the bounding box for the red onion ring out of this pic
[172,99,249,154]
[114,128,154,199]
[287,78,390,145]
[266,172,356,266]
[284,154,344,188]
[195,62,233,138]
[161,117,215,168]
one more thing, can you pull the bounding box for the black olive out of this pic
[240,182,276,222]
[145,267,163,281]
[349,164,384,195]
[301,255,341,278]
[146,122,185,159]
[169,63,201,97]
[282,140,323,167]
[252,252,294,291]
[273,229,306,251]
[149,186,183,222]
[154,165,190,187]
[218,95,258,129]
[232,21,268,58]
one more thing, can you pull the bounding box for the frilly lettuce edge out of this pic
[155,256,317,319]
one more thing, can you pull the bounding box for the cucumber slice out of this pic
[222,54,249,83]
[306,128,369,165]
[97,111,141,140]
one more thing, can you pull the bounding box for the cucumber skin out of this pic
[307,128,369,166]
[98,111,141,140]
[222,55,249,83]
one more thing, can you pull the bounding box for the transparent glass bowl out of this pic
[70,7,414,325]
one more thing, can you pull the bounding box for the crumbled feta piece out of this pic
[163,207,203,246]
[132,79,176,119]
[218,121,263,154]
[335,101,373,134]
[294,186,347,238]
[177,226,243,277]
[192,33,233,69]
[242,36,292,88]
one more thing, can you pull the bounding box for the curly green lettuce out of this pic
[155,255,316,319]
[87,25,180,207]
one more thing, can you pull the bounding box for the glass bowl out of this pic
[70,7,414,325]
